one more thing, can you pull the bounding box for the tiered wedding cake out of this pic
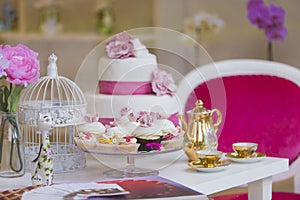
[84,32,179,126]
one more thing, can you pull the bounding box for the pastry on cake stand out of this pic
[75,109,184,178]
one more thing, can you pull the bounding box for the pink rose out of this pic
[3,44,40,86]
[105,32,135,59]
[152,68,177,96]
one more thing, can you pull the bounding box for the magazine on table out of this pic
[22,176,208,200]
[70,176,208,200]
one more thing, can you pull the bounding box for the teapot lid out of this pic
[193,100,210,115]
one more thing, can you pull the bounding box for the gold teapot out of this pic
[178,100,222,161]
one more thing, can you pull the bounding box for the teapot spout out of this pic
[178,114,188,133]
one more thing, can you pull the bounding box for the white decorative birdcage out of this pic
[18,54,87,173]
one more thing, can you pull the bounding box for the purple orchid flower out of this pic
[246,0,287,42]
[265,26,288,42]
[247,1,270,29]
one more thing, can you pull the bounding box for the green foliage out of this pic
[0,84,24,112]
[7,85,24,112]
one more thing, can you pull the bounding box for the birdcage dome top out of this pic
[18,54,87,126]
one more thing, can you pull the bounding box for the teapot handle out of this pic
[211,109,222,128]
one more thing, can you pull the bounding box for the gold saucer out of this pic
[225,152,266,163]
[188,160,231,172]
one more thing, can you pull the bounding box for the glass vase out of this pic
[0,111,25,178]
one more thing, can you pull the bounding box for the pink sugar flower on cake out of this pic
[124,109,168,128]
[120,106,133,116]
[135,111,155,128]
[84,113,100,123]
[152,68,177,96]
[128,112,136,122]
[151,111,167,120]
[105,31,135,59]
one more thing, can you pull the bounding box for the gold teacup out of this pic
[232,142,258,158]
[196,150,223,168]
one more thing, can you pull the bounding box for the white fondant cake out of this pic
[98,55,157,82]
[85,31,180,125]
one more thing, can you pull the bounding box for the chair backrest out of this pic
[177,59,300,163]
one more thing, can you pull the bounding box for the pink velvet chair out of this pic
[177,59,300,199]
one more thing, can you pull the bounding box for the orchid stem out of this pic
[268,41,273,61]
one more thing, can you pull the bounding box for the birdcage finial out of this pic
[49,53,57,63]
[47,53,58,78]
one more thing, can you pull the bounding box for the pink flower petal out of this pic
[152,69,177,96]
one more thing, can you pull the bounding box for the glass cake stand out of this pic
[79,146,183,178]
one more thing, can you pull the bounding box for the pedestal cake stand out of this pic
[80,146,183,178]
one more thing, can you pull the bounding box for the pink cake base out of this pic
[99,80,153,95]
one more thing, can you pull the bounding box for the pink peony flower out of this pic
[105,31,135,59]
[3,44,40,87]
[152,68,177,96]
[0,43,40,112]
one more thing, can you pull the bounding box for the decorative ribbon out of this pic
[98,112,179,126]
[99,80,153,95]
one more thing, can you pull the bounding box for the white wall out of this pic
[153,0,300,72]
